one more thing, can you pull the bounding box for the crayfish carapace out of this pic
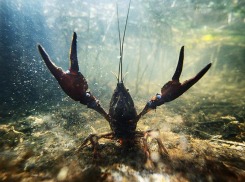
[37,1,211,165]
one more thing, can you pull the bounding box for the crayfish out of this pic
[37,1,211,164]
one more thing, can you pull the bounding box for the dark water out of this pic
[0,0,245,181]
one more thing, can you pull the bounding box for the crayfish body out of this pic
[37,1,211,164]
[109,82,138,140]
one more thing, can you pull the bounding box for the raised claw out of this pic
[37,32,91,105]
[148,46,212,109]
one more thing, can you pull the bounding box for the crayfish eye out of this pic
[86,93,90,97]
[156,94,161,99]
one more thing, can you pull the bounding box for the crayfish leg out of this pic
[75,132,115,164]
[134,129,168,169]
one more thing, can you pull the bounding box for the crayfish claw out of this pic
[163,46,212,103]
[137,46,211,118]
[180,62,212,93]
[69,32,79,74]
[145,47,211,112]
[37,33,91,103]
[172,46,184,82]
[37,44,64,80]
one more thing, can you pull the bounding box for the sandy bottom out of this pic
[1,80,245,182]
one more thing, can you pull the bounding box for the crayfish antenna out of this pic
[116,0,131,83]
[110,70,119,81]
[122,72,129,82]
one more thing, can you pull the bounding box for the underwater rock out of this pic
[1,126,24,149]
[223,121,245,141]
